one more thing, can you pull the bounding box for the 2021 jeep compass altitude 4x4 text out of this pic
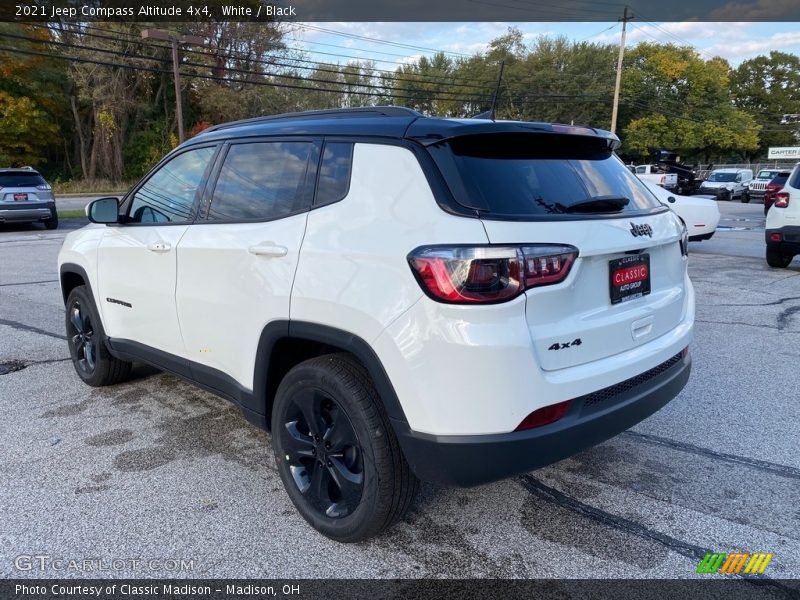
[58,107,694,542]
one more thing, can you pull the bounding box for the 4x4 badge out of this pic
[630,222,653,238]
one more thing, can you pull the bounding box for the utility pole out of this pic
[610,6,633,135]
[141,29,204,143]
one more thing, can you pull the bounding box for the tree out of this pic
[0,24,65,168]
[620,43,760,161]
[731,51,800,157]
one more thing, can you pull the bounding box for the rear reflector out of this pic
[515,400,572,431]
[771,233,782,242]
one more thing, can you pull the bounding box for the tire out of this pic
[766,246,793,268]
[272,353,418,542]
[764,204,769,216]
[43,210,58,230]
[65,285,131,386]
[741,192,750,203]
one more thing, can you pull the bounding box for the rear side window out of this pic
[428,133,662,219]
[0,173,47,187]
[208,142,312,221]
[315,142,353,206]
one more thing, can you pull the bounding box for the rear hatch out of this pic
[0,171,52,203]
[427,131,688,371]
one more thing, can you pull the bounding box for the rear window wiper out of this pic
[556,195,630,214]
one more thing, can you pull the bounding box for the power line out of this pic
[36,22,501,91]
[294,24,471,58]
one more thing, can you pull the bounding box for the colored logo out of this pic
[696,552,773,575]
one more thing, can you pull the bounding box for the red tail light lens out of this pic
[408,245,578,304]
[515,400,572,431]
[766,183,781,192]
[774,192,790,208]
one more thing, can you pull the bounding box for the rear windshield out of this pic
[0,173,47,187]
[428,133,663,219]
[758,170,779,179]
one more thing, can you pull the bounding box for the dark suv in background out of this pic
[0,167,58,229]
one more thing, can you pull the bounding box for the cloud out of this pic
[703,30,800,58]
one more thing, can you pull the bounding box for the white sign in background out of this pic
[767,146,800,159]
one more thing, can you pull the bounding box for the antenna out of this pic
[472,60,505,120]
[489,60,505,121]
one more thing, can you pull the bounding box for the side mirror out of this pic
[86,197,119,224]
[667,196,676,203]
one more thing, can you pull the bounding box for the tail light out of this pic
[515,400,572,431]
[36,184,52,191]
[408,244,578,304]
[766,183,781,192]
[774,192,790,208]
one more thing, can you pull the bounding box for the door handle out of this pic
[146,241,171,253]
[248,244,288,258]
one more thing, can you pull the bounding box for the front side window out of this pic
[128,146,216,223]
[207,141,312,221]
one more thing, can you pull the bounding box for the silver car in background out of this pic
[0,167,58,229]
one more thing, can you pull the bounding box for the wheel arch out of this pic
[255,321,409,430]
[59,263,93,306]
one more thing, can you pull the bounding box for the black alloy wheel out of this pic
[272,354,418,542]
[280,388,364,519]
[68,299,97,375]
[64,285,131,386]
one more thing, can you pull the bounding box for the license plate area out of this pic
[13,193,28,202]
[610,254,651,304]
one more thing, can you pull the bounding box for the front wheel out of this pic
[741,192,750,203]
[766,246,793,268]
[272,354,418,542]
[66,285,131,386]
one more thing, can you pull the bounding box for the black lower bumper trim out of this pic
[395,350,691,487]
[766,226,800,255]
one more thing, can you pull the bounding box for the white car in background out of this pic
[644,181,720,241]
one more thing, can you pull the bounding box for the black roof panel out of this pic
[188,106,619,148]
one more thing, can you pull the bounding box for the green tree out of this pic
[620,43,759,161]
[731,51,800,157]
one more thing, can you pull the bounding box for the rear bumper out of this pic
[766,226,800,255]
[396,350,691,487]
[0,202,54,222]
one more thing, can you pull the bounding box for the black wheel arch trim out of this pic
[59,263,94,305]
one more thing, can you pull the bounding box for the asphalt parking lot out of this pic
[1,201,799,581]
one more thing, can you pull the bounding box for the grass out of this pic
[52,178,132,196]
[57,209,87,219]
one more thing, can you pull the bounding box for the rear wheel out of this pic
[43,210,58,230]
[272,353,418,542]
[766,246,793,268]
[66,285,131,386]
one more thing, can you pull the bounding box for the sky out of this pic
[290,22,800,68]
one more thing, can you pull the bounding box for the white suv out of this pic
[765,163,800,268]
[58,107,694,542]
